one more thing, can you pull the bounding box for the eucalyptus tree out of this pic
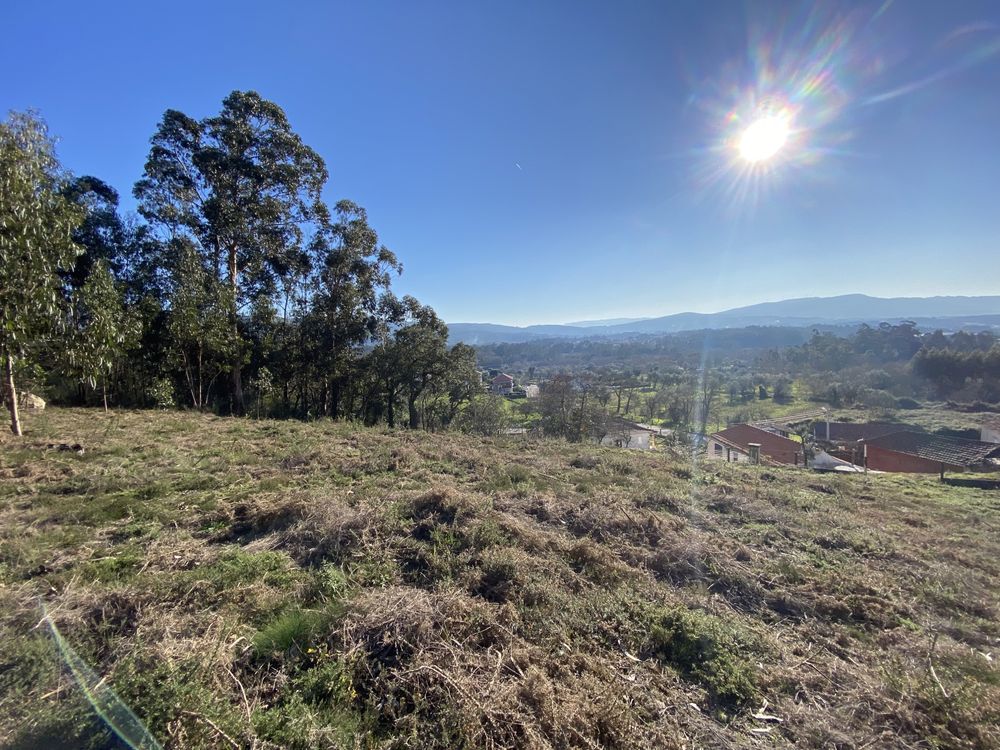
[165,240,235,410]
[0,112,83,435]
[392,299,451,429]
[62,175,161,305]
[134,91,328,412]
[304,200,401,417]
[67,261,134,410]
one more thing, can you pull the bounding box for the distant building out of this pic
[490,373,515,395]
[812,421,916,443]
[524,384,540,399]
[981,417,1000,444]
[708,424,804,466]
[862,431,1000,475]
[601,419,658,451]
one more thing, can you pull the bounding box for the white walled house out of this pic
[982,418,1000,444]
[600,420,658,451]
[490,373,515,395]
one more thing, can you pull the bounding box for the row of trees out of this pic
[912,346,1000,400]
[745,323,1000,406]
[1,94,482,435]
[532,370,722,442]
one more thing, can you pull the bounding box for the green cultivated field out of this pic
[1,409,998,749]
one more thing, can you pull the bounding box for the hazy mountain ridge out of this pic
[448,295,1000,344]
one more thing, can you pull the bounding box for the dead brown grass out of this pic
[0,408,998,749]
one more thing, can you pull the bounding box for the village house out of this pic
[600,419,658,451]
[861,431,1000,475]
[707,424,804,466]
[489,373,515,395]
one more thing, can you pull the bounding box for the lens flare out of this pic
[738,114,791,162]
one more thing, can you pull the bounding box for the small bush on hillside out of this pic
[570,454,600,469]
[645,606,759,708]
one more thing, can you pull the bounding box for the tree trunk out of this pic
[102,379,109,412]
[4,352,22,437]
[408,391,420,429]
[330,381,340,421]
[228,244,245,415]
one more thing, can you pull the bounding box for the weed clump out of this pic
[644,606,760,708]
[253,605,344,658]
[570,454,600,470]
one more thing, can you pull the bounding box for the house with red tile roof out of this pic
[489,373,514,395]
[707,424,804,466]
[862,431,1000,475]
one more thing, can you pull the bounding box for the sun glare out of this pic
[738,115,790,163]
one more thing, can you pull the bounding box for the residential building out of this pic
[862,431,1000,475]
[707,424,804,466]
[812,421,916,443]
[981,417,1000,444]
[601,419,658,451]
[490,373,515,395]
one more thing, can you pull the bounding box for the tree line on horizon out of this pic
[1,92,482,436]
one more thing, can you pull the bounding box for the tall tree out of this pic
[66,261,134,410]
[134,91,328,412]
[165,240,235,410]
[394,300,450,429]
[304,200,401,418]
[0,112,83,435]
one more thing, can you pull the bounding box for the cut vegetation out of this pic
[1,409,998,749]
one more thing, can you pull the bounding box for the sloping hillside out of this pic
[1,410,998,749]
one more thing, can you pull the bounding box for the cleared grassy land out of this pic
[1,409,998,749]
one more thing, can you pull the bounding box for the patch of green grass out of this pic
[79,549,144,583]
[645,606,761,709]
[253,605,343,658]
[252,660,370,750]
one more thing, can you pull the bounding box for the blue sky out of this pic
[4,0,1000,325]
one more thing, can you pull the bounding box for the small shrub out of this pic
[468,519,510,549]
[644,607,759,707]
[570,455,600,470]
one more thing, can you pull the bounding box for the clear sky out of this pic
[4,0,1000,326]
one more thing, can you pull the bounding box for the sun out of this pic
[738,114,791,163]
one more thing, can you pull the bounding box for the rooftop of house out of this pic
[812,421,918,443]
[491,373,514,384]
[864,431,1000,467]
[710,424,801,457]
[606,417,658,434]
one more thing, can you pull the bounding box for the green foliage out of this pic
[66,260,136,397]
[135,91,329,413]
[646,607,760,707]
[164,240,235,409]
[456,393,509,436]
[252,660,366,750]
[0,111,84,433]
[0,111,84,358]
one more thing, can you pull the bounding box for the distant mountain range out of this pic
[448,294,1000,344]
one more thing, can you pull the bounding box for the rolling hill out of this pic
[448,294,1000,344]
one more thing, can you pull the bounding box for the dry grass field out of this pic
[1,409,998,749]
